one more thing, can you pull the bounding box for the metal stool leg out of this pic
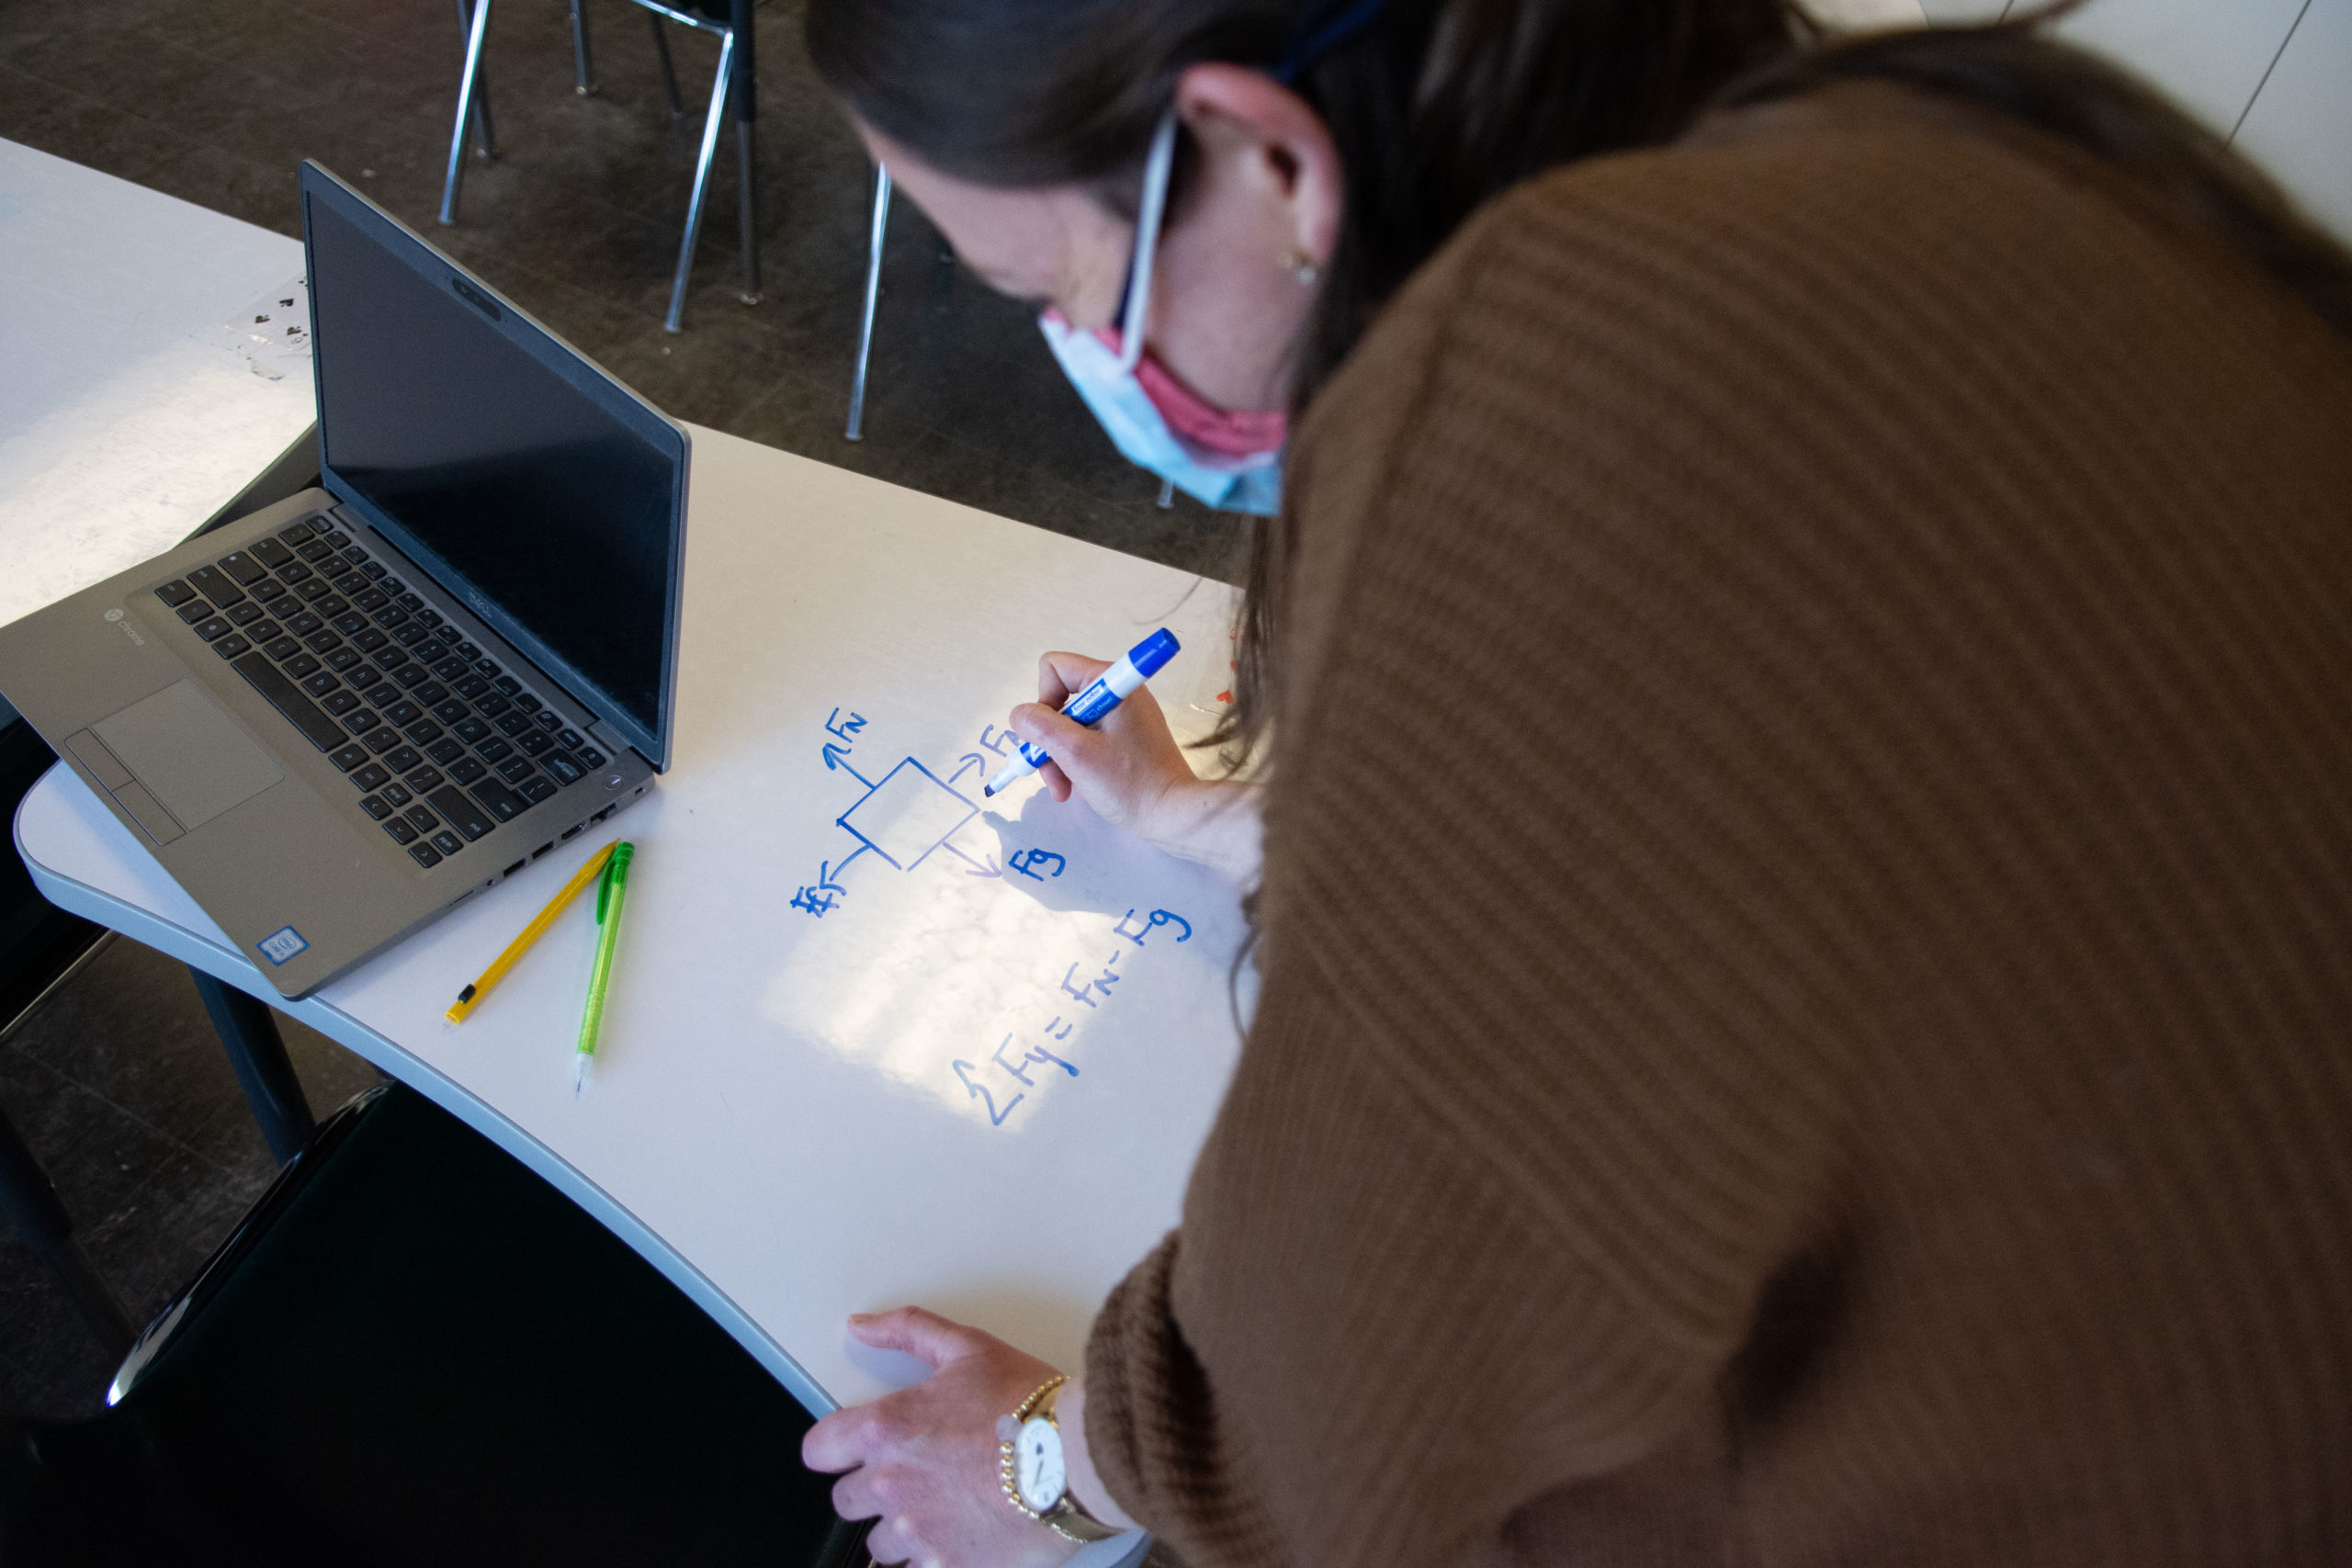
[650,13,685,117]
[845,164,890,441]
[0,1098,136,1359]
[571,0,594,95]
[663,28,737,334]
[732,0,758,306]
[439,0,495,223]
[187,971,315,1167]
[455,0,498,157]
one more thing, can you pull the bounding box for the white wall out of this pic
[1913,0,2346,240]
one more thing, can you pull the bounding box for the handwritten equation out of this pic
[950,905,1193,1127]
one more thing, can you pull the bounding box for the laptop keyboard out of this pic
[151,517,613,871]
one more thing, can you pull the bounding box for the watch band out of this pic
[999,1376,1121,1543]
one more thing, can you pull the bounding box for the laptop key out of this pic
[366,727,402,755]
[217,551,268,585]
[225,602,265,627]
[228,650,351,752]
[250,579,288,604]
[288,610,324,637]
[192,615,232,641]
[557,728,585,750]
[379,577,405,595]
[404,806,440,832]
[576,747,608,771]
[304,631,342,655]
[345,710,380,735]
[330,742,370,772]
[469,781,526,823]
[431,657,469,682]
[187,565,244,607]
[263,636,301,661]
[382,747,424,775]
[447,757,488,785]
[494,712,534,738]
[320,690,360,716]
[452,716,492,744]
[476,739,513,763]
[332,571,368,596]
[251,537,295,570]
[474,660,500,678]
[277,520,316,545]
[283,654,322,680]
[392,622,429,648]
[392,665,430,689]
[359,794,392,820]
[381,700,424,727]
[413,682,449,706]
[512,693,541,714]
[404,765,446,795]
[455,643,482,662]
[428,786,495,840]
[476,695,512,718]
[417,609,445,630]
[315,554,351,578]
[346,665,382,691]
[409,843,442,869]
[247,620,282,644]
[534,709,562,731]
[353,627,389,653]
[297,538,333,562]
[495,756,537,785]
[454,676,491,700]
[276,560,312,584]
[398,592,424,612]
[431,830,466,856]
[372,646,410,671]
[154,581,198,607]
[373,605,410,630]
[175,601,211,626]
[353,763,392,792]
[425,738,465,765]
[413,638,449,664]
[314,594,350,618]
[541,750,586,784]
[432,701,469,725]
[359,561,387,581]
[383,818,418,845]
[324,530,351,549]
[325,648,362,672]
[295,579,333,602]
[213,635,252,660]
[516,775,558,806]
[332,612,368,635]
[518,729,553,757]
[380,783,413,807]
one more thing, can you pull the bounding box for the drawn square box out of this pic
[838,760,978,870]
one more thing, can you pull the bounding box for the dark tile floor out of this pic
[0,0,1250,1420]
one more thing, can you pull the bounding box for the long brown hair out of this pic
[808,1,2352,773]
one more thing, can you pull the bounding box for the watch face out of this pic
[1015,1416,1066,1512]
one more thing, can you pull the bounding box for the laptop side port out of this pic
[560,825,582,841]
[529,841,555,860]
[501,859,526,877]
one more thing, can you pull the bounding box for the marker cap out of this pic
[1127,628,1181,681]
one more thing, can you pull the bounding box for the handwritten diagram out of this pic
[789,702,1199,1130]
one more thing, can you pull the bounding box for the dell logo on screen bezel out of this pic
[451,276,501,321]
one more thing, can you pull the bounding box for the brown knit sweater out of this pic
[1082,84,2352,1568]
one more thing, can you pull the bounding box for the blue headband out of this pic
[1272,0,1391,84]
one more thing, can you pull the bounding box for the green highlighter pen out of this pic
[574,841,635,1096]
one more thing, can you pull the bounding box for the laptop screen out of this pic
[299,164,686,770]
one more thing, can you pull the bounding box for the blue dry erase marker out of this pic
[985,628,1182,796]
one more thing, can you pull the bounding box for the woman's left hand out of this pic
[804,1307,1084,1568]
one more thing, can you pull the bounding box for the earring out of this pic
[1281,248,1320,285]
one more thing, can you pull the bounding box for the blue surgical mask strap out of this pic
[1118,111,1180,375]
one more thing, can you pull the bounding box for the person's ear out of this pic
[1172,62,1344,267]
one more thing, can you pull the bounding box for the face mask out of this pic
[1039,112,1287,516]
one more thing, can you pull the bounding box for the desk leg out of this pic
[188,971,315,1166]
[0,1097,137,1359]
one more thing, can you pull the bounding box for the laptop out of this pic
[0,162,688,998]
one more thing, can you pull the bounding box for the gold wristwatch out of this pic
[998,1376,1119,1543]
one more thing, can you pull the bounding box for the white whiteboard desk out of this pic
[0,139,316,627]
[17,423,1249,1430]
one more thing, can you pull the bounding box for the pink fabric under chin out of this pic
[1094,325,1289,457]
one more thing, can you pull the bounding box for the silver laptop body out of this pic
[0,163,688,998]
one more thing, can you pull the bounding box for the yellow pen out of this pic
[445,841,618,1025]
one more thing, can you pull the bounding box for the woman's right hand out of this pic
[1008,651,1261,886]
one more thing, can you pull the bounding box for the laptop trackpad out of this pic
[90,681,283,835]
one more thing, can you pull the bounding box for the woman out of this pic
[799,2,2352,1564]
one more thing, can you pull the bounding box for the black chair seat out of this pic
[1,1082,859,1568]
